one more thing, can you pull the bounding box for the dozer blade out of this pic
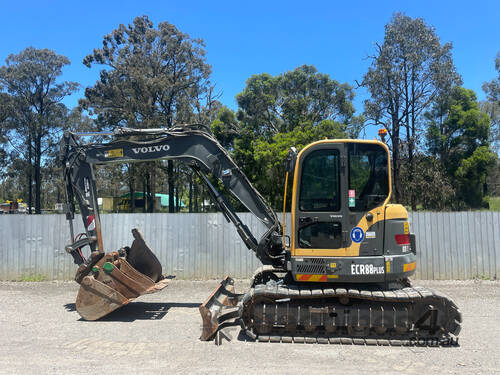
[199,277,244,341]
[74,228,169,321]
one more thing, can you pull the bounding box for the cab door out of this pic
[346,142,389,256]
[293,143,347,256]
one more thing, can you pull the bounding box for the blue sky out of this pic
[1,0,499,137]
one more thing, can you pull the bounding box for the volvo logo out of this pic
[131,145,170,154]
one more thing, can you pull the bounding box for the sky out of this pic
[1,0,499,138]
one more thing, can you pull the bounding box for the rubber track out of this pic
[238,282,462,346]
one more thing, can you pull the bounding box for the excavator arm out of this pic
[60,126,285,271]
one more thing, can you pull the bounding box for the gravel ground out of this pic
[0,279,498,374]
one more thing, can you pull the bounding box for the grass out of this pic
[489,196,500,211]
[19,274,48,282]
[474,274,491,281]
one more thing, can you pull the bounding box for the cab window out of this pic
[299,149,340,212]
[348,143,389,211]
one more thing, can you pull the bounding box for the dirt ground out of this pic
[0,279,498,374]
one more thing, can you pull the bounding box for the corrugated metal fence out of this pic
[0,212,498,281]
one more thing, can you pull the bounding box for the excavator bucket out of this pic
[199,277,243,341]
[75,229,169,320]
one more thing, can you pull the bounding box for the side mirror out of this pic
[285,147,298,173]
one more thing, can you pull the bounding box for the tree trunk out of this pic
[391,116,400,203]
[188,172,193,213]
[27,132,33,215]
[129,164,135,213]
[56,184,61,204]
[34,133,42,214]
[150,164,156,213]
[168,160,175,213]
[409,70,417,211]
[142,175,147,213]
[175,184,179,212]
[194,179,199,213]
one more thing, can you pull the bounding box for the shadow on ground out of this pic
[64,302,200,322]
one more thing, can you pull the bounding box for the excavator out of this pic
[60,125,461,344]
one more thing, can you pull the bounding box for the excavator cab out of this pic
[288,140,416,283]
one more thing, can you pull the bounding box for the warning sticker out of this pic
[366,231,376,239]
[86,215,96,231]
[105,148,124,158]
[404,222,409,234]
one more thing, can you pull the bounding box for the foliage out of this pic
[0,47,79,213]
[482,51,500,103]
[0,93,10,175]
[489,196,500,211]
[234,120,348,209]
[399,154,455,210]
[80,15,216,128]
[480,100,500,151]
[360,13,461,207]
[0,15,498,214]
[211,106,240,149]
[426,87,496,208]
[236,65,354,139]
[80,15,218,212]
[226,65,356,209]
[455,146,496,208]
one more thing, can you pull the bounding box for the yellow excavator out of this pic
[60,125,461,344]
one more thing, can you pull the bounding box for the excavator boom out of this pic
[60,126,284,320]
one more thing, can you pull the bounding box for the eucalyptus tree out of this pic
[0,48,79,213]
[236,65,354,139]
[483,52,500,103]
[360,13,461,206]
[482,52,500,152]
[80,15,216,212]
[426,87,495,208]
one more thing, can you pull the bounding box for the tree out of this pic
[0,47,79,213]
[480,100,499,151]
[0,93,11,175]
[80,15,216,213]
[483,51,500,103]
[399,153,455,210]
[233,120,348,209]
[481,52,500,152]
[236,65,355,139]
[220,66,357,208]
[360,13,461,207]
[211,106,240,150]
[426,87,496,208]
